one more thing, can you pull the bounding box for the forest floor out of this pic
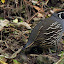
[0,0,64,64]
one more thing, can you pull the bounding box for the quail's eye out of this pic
[61,13,64,19]
[58,12,64,19]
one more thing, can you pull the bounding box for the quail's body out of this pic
[22,11,64,53]
[35,18,62,47]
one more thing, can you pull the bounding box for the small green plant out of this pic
[13,59,21,64]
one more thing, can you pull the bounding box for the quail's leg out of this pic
[48,48,52,54]
[57,42,62,53]
[43,48,47,54]
[43,48,52,54]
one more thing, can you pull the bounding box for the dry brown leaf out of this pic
[17,22,31,29]
[33,6,44,12]
[53,8,63,12]
[0,19,9,31]
[37,13,44,18]
[33,6,41,11]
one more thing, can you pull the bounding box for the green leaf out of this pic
[33,3,36,5]
[60,63,63,64]
[62,40,64,43]
[20,20,23,22]
[0,17,4,20]
[13,59,20,64]
[13,18,18,23]
[28,30,31,33]
[35,0,38,1]
[1,0,5,3]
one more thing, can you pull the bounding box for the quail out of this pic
[22,10,64,53]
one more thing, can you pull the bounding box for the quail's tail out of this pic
[22,20,44,50]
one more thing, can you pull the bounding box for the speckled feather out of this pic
[35,18,62,46]
[22,12,64,50]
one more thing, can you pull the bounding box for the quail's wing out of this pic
[23,20,44,49]
[36,17,62,46]
[23,17,62,49]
